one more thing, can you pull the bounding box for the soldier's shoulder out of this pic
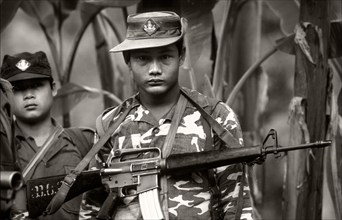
[181,87,221,111]
[96,96,135,135]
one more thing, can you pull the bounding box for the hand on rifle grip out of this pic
[97,190,118,220]
[246,155,266,166]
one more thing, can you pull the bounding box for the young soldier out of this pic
[82,11,254,220]
[0,51,94,220]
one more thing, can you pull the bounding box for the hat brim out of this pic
[110,36,183,52]
[7,72,52,82]
[110,18,186,53]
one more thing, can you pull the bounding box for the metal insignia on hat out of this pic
[143,18,159,35]
[16,59,31,71]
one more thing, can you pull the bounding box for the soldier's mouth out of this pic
[147,79,163,85]
[25,104,37,109]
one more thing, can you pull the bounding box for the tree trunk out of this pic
[284,0,330,219]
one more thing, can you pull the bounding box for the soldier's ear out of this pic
[127,61,132,70]
[51,81,57,97]
[179,47,186,66]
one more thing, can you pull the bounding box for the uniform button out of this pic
[152,127,160,134]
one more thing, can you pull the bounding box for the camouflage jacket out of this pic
[81,87,253,220]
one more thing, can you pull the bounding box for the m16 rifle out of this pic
[26,129,331,219]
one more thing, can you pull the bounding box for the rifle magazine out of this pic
[139,189,163,220]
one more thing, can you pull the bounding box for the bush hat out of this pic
[0,51,52,82]
[110,11,187,52]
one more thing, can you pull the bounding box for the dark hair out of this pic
[122,38,185,64]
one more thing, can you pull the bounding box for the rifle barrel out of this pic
[0,171,23,190]
[163,140,331,174]
[163,146,261,174]
[263,140,332,154]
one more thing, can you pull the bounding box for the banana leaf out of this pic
[0,0,23,33]
[52,82,121,116]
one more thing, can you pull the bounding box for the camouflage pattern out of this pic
[81,87,253,220]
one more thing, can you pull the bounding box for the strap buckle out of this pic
[63,173,77,187]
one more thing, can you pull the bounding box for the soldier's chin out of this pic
[17,114,49,124]
[146,86,167,96]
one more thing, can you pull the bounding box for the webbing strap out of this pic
[235,167,246,220]
[160,94,188,220]
[44,106,131,215]
[180,88,241,148]
[23,126,64,181]
[161,94,187,157]
[181,88,245,219]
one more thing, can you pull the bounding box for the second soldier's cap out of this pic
[0,51,53,82]
[110,11,187,53]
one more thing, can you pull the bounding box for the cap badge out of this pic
[143,19,159,35]
[16,59,31,71]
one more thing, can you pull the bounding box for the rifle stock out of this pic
[26,137,331,218]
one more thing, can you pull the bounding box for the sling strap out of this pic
[180,88,245,220]
[161,94,188,157]
[23,126,64,181]
[44,106,131,215]
[160,94,188,220]
[180,88,241,148]
[234,166,246,220]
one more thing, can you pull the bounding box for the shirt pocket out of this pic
[171,134,206,154]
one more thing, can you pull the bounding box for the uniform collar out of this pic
[15,118,65,141]
[128,88,211,118]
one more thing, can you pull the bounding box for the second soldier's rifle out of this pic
[26,129,331,219]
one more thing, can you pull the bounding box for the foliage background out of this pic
[0,0,338,219]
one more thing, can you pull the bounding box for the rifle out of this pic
[1,171,23,201]
[0,171,23,191]
[26,129,331,219]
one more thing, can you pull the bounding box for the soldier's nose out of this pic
[149,60,161,75]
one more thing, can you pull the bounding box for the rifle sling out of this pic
[160,94,188,220]
[180,88,241,148]
[181,88,244,219]
[44,106,131,215]
[23,126,64,181]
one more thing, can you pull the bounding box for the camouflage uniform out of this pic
[81,88,253,220]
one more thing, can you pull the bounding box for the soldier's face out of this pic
[11,79,56,124]
[128,44,184,96]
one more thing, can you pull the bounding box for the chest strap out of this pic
[180,88,241,148]
[23,126,64,181]
[159,94,188,220]
[181,88,245,220]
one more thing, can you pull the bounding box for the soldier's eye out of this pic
[161,55,171,60]
[137,56,147,61]
[12,86,21,92]
[32,82,43,88]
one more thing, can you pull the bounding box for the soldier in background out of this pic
[0,77,22,219]
[82,11,254,220]
[0,51,94,220]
